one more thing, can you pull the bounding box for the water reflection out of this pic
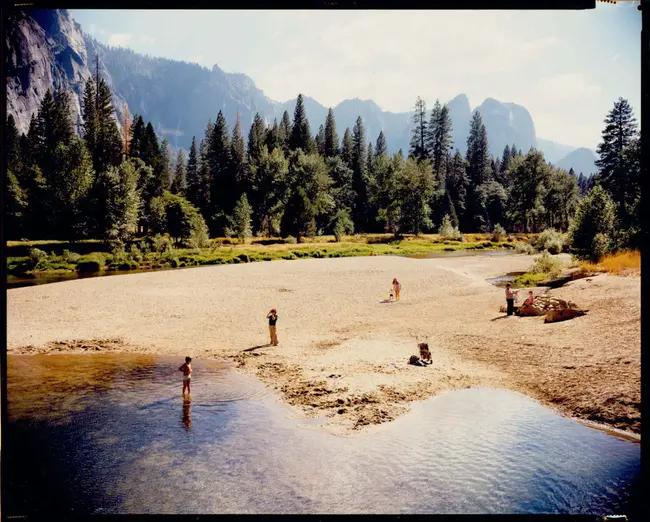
[182,398,192,430]
[5,354,640,516]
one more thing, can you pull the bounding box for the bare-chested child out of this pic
[522,290,535,308]
[179,356,192,396]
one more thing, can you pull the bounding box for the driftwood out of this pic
[499,293,588,322]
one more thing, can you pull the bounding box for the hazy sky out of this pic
[71,4,641,149]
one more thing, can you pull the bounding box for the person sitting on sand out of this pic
[179,356,192,396]
[267,309,279,346]
[392,278,401,301]
[522,290,535,308]
[505,283,518,316]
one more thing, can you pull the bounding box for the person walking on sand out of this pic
[179,356,192,396]
[393,278,402,301]
[267,309,279,346]
[505,283,517,316]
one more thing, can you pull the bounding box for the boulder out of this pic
[544,308,588,323]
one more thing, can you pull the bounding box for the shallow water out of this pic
[5,354,640,515]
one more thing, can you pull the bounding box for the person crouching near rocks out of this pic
[522,290,535,309]
[267,309,279,346]
[505,283,518,316]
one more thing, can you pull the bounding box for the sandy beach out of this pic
[6,253,640,435]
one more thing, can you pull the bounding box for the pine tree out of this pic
[160,139,173,190]
[250,146,289,236]
[366,141,374,174]
[228,193,253,243]
[510,144,518,160]
[185,137,201,206]
[95,80,122,173]
[446,150,469,229]
[315,124,326,156]
[247,112,266,166]
[265,118,280,152]
[121,103,132,158]
[398,158,436,236]
[506,150,550,233]
[341,128,354,170]
[278,110,292,154]
[129,115,146,159]
[82,81,98,163]
[427,100,454,200]
[6,115,22,173]
[595,97,639,225]
[171,149,187,194]
[324,108,339,158]
[47,137,95,239]
[351,116,370,231]
[103,159,141,241]
[208,110,233,229]
[281,151,333,240]
[290,94,312,152]
[409,96,428,161]
[465,111,491,230]
[375,131,388,158]
[231,113,247,198]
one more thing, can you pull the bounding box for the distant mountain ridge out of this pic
[7,8,594,170]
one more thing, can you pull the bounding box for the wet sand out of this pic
[6,253,640,435]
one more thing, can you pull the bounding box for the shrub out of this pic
[152,234,174,255]
[150,191,210,248]
[27,248,49,270]
[438,214,462,241]
[491,224,506,242]
[533,228,565,255]
[591,233,611,261]
[129,245,143,262]
[63,250,81,263]
[76,254,105,273]
[118,261,139,271]
[529,251,565,278]
[110,241,127,264]
[515,242,536,255]
[569,185,616,261]
[513,272,547,287]
[285,235,297,244]
[238,254,250,263]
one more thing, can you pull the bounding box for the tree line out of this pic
[5,76,641,255]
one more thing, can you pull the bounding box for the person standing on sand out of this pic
[393,278,401,301]
[505,283,517,316]
[267,309,279,346]
[179,356,192,396]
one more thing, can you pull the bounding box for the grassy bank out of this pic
[512,249,641,289]
[7,233,531,277]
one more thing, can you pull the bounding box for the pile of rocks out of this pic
[499,293,588,323]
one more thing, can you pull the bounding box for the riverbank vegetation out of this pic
[7,233,522,276]
[5,72,640,276]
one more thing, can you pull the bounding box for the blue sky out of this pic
[71,4,641,149]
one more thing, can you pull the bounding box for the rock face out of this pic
[6,10,91,135]
[473,98,537,158]
[7,8,566,162]
[556,147,599,176]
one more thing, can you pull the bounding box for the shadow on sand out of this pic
[243,344,272,352]
[490,315,516,322]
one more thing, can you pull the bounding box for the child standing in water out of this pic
[179,356,192,396]
[392,278,402,301]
